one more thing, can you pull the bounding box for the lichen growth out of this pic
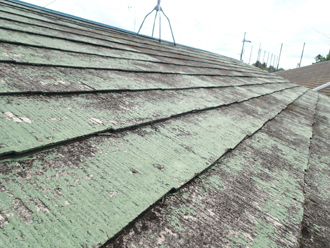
[252,218,279,248]
[166,205,196,232]
[229,233,252,247]
[313,224,329,233]
[182,193,189,199]
[202,175,225,192]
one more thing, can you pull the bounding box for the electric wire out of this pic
[44,0,57,7]
[280,0,330,41]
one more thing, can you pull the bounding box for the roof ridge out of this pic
[2,0,258,65]
[0,24,263,72]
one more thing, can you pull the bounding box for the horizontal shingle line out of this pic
[0,17,259,73]
[0,40,270,76]
[102,89,314,248]
[2,1,173,48]
[4,0,223,62]
[0,7,228,63]
[0,26,265,74]
[1,2,234,63]
[0,1,277,78]
[0,82,292,96]
[0,8,265,74]
[0,60,278,78]
[0,85,300,161]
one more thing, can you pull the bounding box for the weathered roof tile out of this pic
[1,0,330,247]
[106,89,320,248]
[276,61,330,97]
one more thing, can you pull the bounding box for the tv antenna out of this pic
[137,0,176,45]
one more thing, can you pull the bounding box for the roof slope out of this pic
[276,61,330,97]
[107,92,330,248]
[0,1,329,247]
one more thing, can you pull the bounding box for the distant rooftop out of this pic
[276,61,330,97]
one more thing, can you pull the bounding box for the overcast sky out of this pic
[22,0,330,70]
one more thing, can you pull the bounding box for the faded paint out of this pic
[1,1,328,247]
[105,91,323,248]
[0,89,308,247]
[0,85,300,157]
[299,94,330,246]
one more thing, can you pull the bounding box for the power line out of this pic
[44,0,57,7]
[268,6,304,42]
[279,0,330,41]
[311,27,330,41]
[280,0,295,13]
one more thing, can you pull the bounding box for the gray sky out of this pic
[22,0,330,70]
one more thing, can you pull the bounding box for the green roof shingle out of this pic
[0,0,330,247]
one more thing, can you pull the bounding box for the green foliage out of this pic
[253,61,283,73]
[314,51,330,63]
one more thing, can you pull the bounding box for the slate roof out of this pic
[0,0,330,247]
[276,61,330,97]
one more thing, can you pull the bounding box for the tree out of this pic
[268,66,276,73]
[314,51,330,63]
[253,61,284,73]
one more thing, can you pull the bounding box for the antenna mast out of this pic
[298,42,305,68]
[240,32,251,61]
[137,0,176,45]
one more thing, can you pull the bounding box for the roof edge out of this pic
[312,82,330,92]
[5,0,140,35]
[277,60,330,74]
[5,0,243,62]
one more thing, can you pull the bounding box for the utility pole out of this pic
[271,56,276,72]
[298,42,305,67]
[256,44,261,62]
[249,46,253,64]
[240,32,251,61]
[274,56,277,68]
[262,50,266,63]
[258,49,262,62]
[266,52,270,66]
[277,43,283,71]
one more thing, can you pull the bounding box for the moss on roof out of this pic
[0,0,330,247]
